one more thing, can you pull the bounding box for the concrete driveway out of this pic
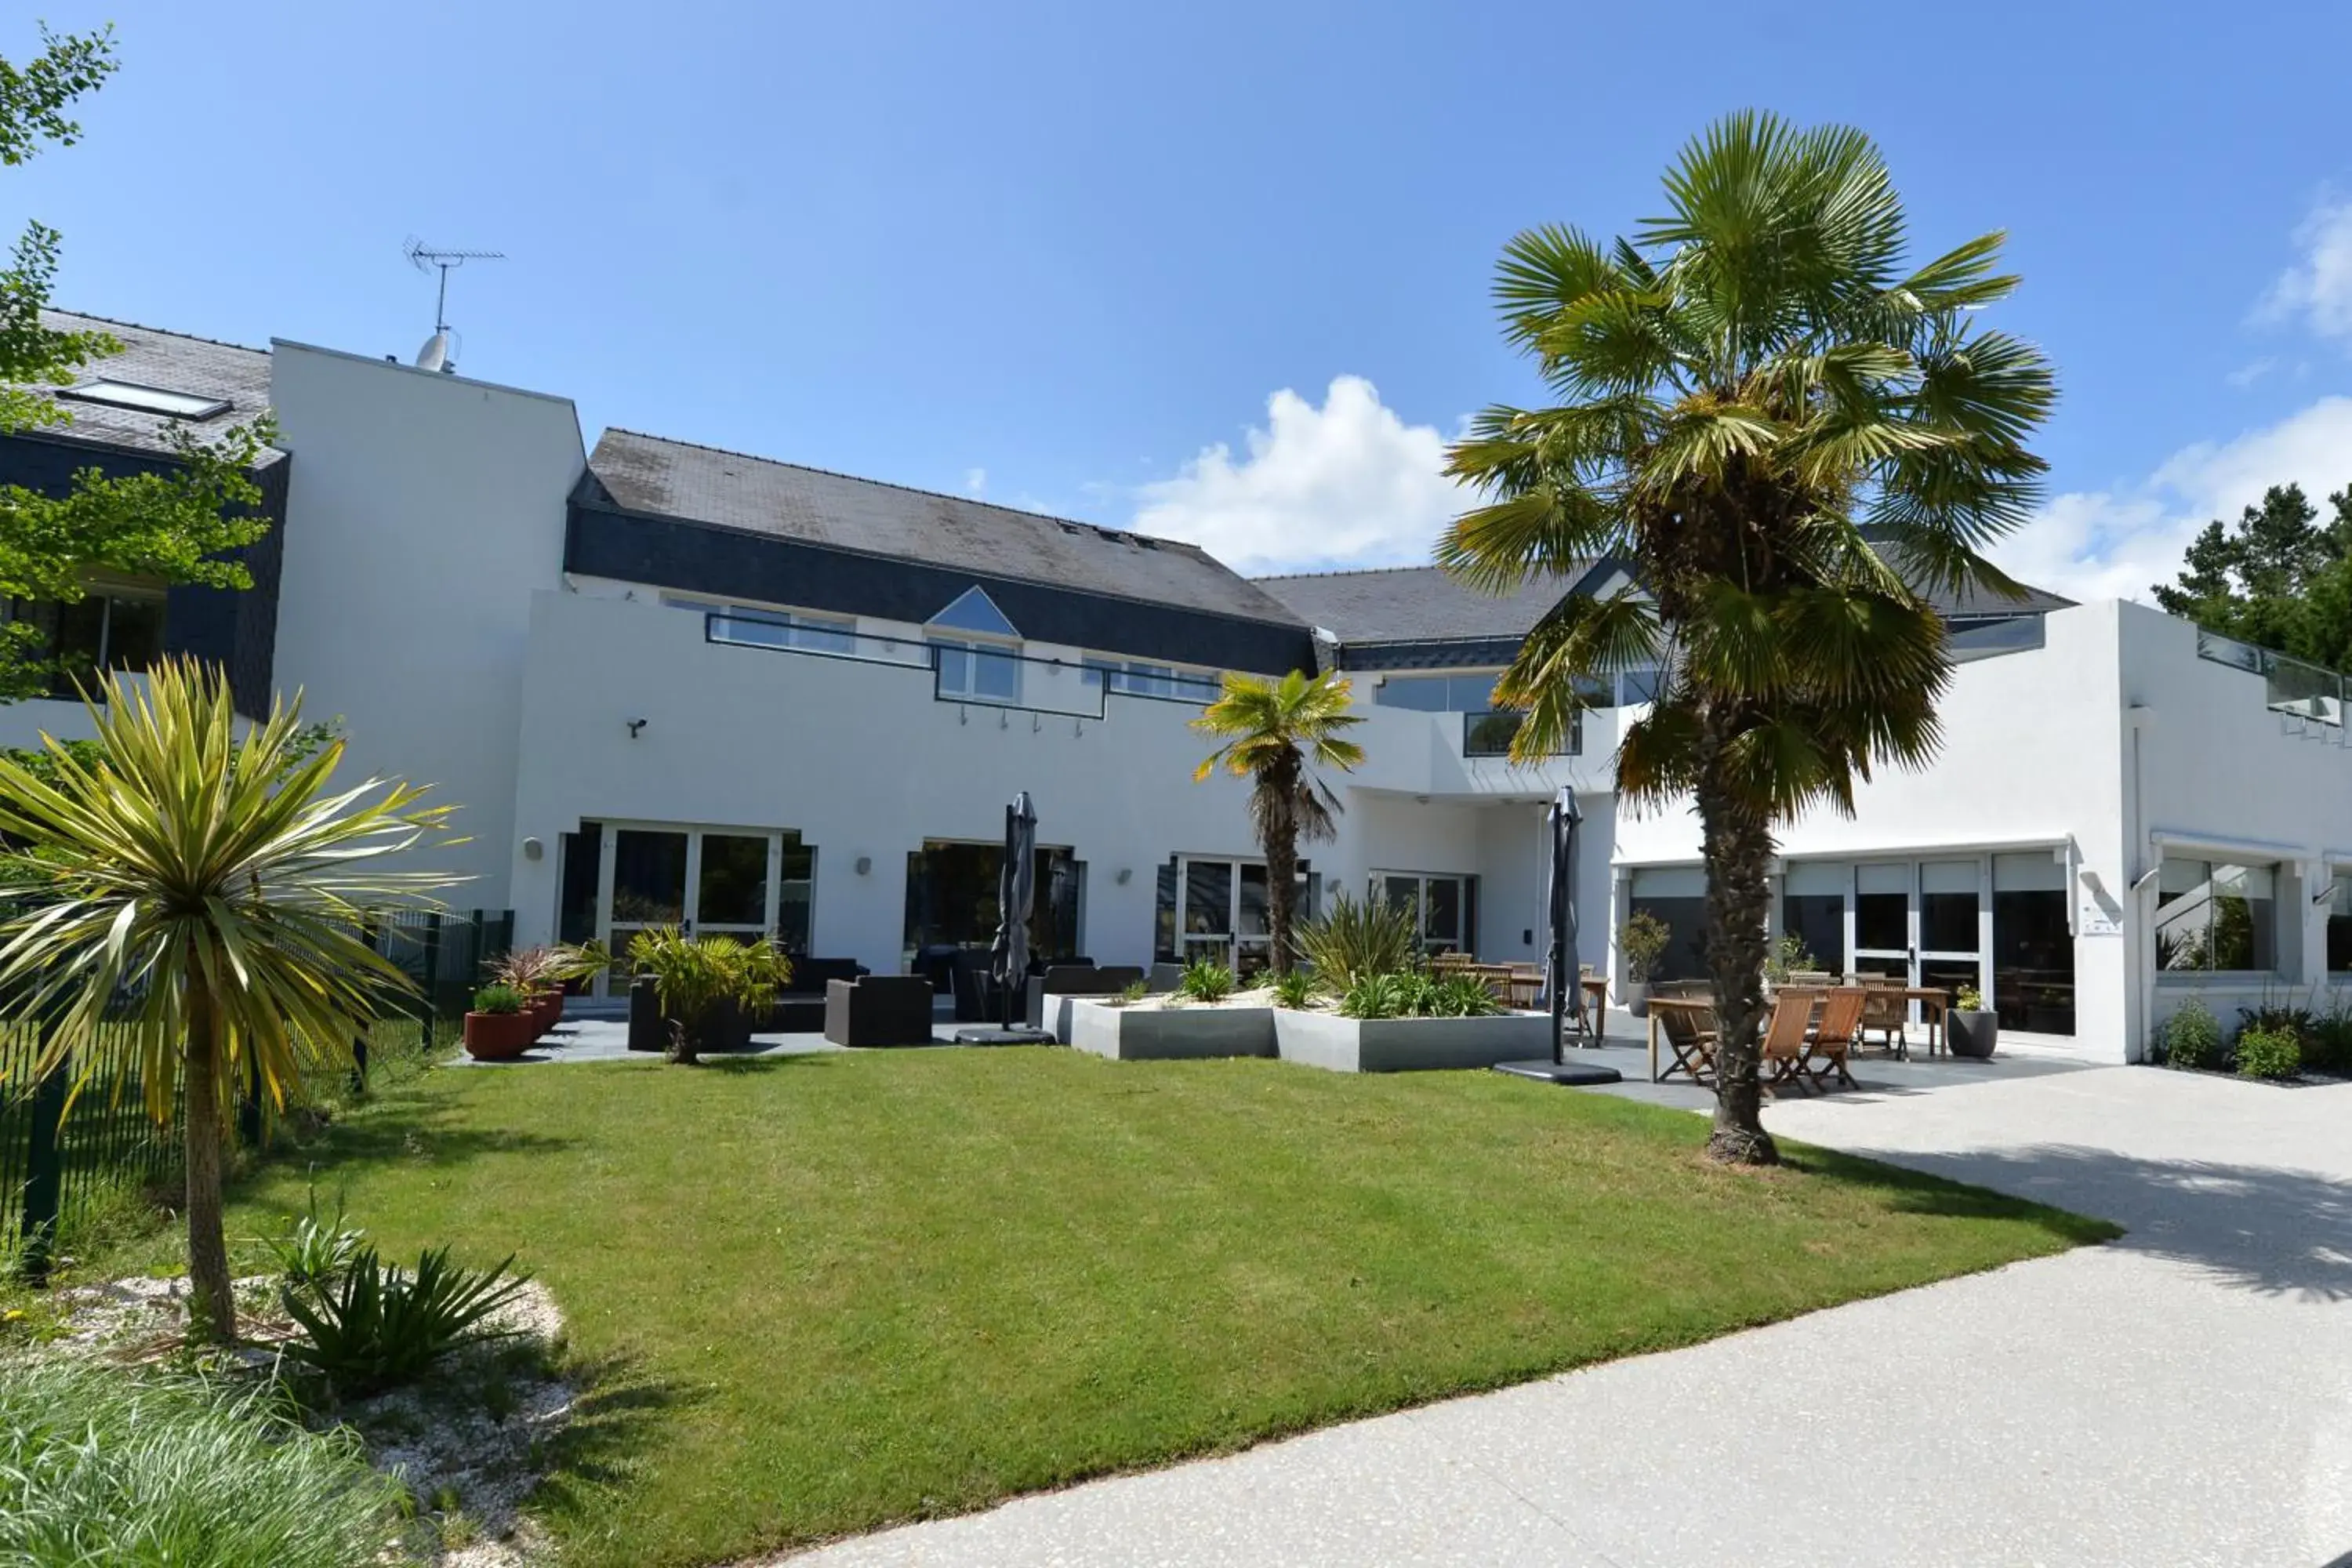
[782,1064,2352,1568]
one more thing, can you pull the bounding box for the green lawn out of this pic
[212,1048,2109,1566]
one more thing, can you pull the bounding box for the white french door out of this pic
[594,822,784,993]
[1847,858,1989,999]
[1173,856,1272,974]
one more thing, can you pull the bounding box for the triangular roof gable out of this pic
[927,585,1020,637]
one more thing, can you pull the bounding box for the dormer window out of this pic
[56,380,230,421]
[926,586,1022,704]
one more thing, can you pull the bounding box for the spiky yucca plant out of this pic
[0,659,456,1338]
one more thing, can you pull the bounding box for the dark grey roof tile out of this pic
[21,310,279,465]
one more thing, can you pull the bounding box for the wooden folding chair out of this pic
[1759,991,1817,1098]
[1802,986,1864,1092]
[1857,978,1908,1058]
[1655,1000,1719,1083]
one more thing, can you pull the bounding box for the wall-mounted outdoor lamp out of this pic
[521,837,544,861]
[855,855,873,876]
[1115,868,1133,886]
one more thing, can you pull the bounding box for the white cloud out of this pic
[2256,193,2352,342]
[964,466,987,496]
[1991,395,2352,603]
[2225,357,2276,389]
[1130,376,1466,573]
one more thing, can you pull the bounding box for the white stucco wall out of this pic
[267,343,586,909]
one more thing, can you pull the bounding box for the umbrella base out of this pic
[951,1026,1055,1046]
[1491,1059,1624,1087]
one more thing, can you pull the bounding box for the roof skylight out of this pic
[57,379,231,421]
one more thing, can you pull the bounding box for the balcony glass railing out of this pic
[1463,709,1578,758]
[705,613,1110,720]
[2195,628,2346,727]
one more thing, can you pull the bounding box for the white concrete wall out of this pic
[1609,601,2137,1056]
[268,343,585,909]
[2119,601,2352,1047]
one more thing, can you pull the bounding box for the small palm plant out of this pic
[626,927,789,1063]
[1439,113,2054,1163]
[0,659,456,1340]
[1192,670,1367,978]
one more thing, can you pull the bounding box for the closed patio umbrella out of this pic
[1547,786,1582,1062]
[990,791,1038,1029]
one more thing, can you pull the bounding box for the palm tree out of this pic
[0,659,455,1339]
[1439,113,2054,1164]
[1192,670,1367,978]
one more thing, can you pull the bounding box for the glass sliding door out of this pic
[1915,858,1984,1002]
[1375,871,1475,957]
[1992,851,2074,1034]
[1780,861,1846,975]
[1850,862,1912,981]
[1177,858,1236,969]
[1167,855,1312,975]
[586,822,804,993]
[903,840,1084,984]
[606,827,690,980]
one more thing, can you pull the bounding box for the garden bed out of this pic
[1065,995,1275,1059]
[1272,1007,1552,1073]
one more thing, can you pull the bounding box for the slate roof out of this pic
[20,311,281,465]
[584,429,1307,626]
[1252,564,1595,644]
[1258,557,2072,648]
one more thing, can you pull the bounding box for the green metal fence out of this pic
[0,907,514,1273]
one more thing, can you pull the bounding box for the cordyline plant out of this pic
[0,659,458,1339]
[1440,112,2055,1163]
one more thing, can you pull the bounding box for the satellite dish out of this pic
[414,330,449,372]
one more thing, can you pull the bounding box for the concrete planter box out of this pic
[1067,998,1276,1061]
[1273,1008,1552,1073]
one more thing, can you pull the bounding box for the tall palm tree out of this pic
[1439,113,2055,1163]
[0,659,455,1339]
[1192,670,1367,978]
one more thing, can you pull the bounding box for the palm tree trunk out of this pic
[181,978,238,1341]
[1696,729,1780,1167]
[1263,759,1299,977]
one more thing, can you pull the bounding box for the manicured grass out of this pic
[216,1049,2110,1566]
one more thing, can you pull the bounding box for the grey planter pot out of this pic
[1948,1009,1999,1059]
[1623,982,1650,1019]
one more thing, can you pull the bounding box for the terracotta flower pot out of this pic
[464,1009,539,1061]
[528,986,564,1036]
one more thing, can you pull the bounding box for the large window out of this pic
[1780,862,1845,974]
[705,604,855,655]
[1083,656,1220,703]
[5,589,166,697]
[903,840,1083,978]
[931,637,1022,703]
[1376,872,1475,956]
[1992,851,2074,1033]
[2328,871,2352,975]
[1628,866,1708,982]
[2155,856,2278,974]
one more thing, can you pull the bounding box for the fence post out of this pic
[420,912,445,1051]
[351,909,379,1096]
[19,1047,67,1285]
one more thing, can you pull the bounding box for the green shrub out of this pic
[1338,972,1409,1019]
[1421,974,1503,1018]
[1115,979,1148,1006]
[2309,1003,2352,1074]
[1762,932,1815,983]
[1271,970,1318,1010]
[1954,984,1986,1012]
[281,1243,532,1396]
[2159,999,2222,1070]
[2234,1024,2302,1080]
[1621,910,1672,983]
[470,982,524,1015]
[1177,959,1235,1003]
[0,1359,412,1566]
[1294,891,1418,989]
[264,1192,366,1303]
[626,926,792,1062]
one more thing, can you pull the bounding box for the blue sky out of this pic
[13,1,2352,597]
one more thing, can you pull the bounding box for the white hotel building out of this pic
[5,311,2350,1062]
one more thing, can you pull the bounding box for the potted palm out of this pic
[1619,909,1671,1018]
[626,927,790,1064]
[463,984,538,1061]
[1947,984,1999,1059]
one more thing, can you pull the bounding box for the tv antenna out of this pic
[404,238,503,333]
